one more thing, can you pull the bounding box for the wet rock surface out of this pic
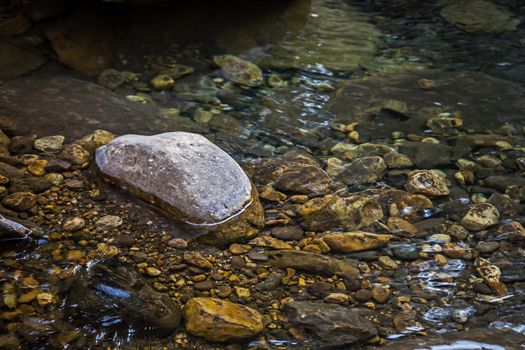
[0,72,170,138]
[284,300,377,348]
[64,260,182,338]
[184,297,263,342]
[96,132,263,242]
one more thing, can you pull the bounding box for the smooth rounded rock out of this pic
[184,297,264,342]
[34,135,65,154]
[2,192,37,211]
[96,132,255,227]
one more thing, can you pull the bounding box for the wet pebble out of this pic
[95,215,123,228]
[62,217,85,231]
[476,241,499,254]
[393,244,419,260]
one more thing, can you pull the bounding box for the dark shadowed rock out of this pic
[44,9,114,76]
[0,215,32,241]
[96,132,263,243]
[0,72,178,138]
[284,301,377,348]
[399,142,453,168]
[64,260,181,339]
[0,41,47,79]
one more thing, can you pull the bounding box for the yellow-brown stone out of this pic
[184,297,264,342]
[322,231,391,253]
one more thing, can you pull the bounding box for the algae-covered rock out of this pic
[184,297,263,342]
[441,0,519,34]
[298,194,383,231]
[96,132,263,243]
[213,55,263,87]
[322,231,391,253]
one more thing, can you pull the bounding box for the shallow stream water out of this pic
[1,0,525,349]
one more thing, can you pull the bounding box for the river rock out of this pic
[460,203,500,231]
[2,192,37,211]
[376,189,433,222]
[65,260,182,338]
[405,170,449,196]
[0,74,173,138]
[496,221,525,241]
[252,152,332,196]
[266,250,360,276]
[34,135,65,154]
[96,132,263,243]
[441,0,519,34]
[298,194,383,231]
[474,258,508,295]
[284,301,377,348]
[338,156,387,185]
[184,297,264,342]
[322,231,391,253]
[213,55,263,87]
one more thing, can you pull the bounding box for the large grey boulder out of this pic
[96,132,264,243]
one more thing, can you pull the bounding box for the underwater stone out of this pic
[284,301,377,348]
[441,0,519,34]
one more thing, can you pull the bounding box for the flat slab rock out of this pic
[96,132,253,226]
[0,71,177,138]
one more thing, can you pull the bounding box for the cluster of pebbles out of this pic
[0,114,524,349]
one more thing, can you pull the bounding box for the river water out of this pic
[1,0,525,349]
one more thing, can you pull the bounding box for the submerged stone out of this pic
[266,250,360,276]
[460,203,499,231]
[44,10,114,76]
[298,194,383,231]
[96,132,263,242]
[184,297,263,342]
[441,0,519,34]
[252,152,333,196]
[213,55,263,87]
[328,71,525,140]
[64,260,182,338]
[284,301,377,348]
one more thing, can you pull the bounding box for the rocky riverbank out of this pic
[0,107,524,348]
